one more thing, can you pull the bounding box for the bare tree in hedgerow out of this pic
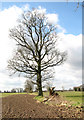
[8,8,67,96]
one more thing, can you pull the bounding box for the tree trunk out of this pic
[37,72,43,96]
[37,56,43,96]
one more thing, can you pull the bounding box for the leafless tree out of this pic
[46,81,53,92]
[16,88,23,93]
[11,88,16,93]
[8,8,67,96]
[62,86,65,91]
[24,80,34,93]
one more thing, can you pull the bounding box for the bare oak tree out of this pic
[8,8,67,96]
[24,80,34,93]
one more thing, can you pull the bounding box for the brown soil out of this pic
[2,94,83,119]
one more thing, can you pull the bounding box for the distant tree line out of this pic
[2,88,24,93]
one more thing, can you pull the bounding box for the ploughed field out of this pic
[2,94,83,119]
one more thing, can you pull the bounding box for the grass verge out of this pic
[0,92,27,97]
[34,96,45,102]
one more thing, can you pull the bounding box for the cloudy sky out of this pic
[0,2,82,91]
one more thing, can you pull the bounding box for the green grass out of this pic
[58,91,83,97]
[34,96,45,102]
[0,92,27,98]
[28,92,38,96]
[0,93,2,97]
[29,92,48,102]
[43,91,49,97]
[57,91,83,106]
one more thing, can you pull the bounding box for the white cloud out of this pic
[57,34,82,69]
[54,34,82,90]
[0,6,23,70]
[0,72,26,91]
[0,5,82,91]
[0,5,30,91]
[47,13,58,24]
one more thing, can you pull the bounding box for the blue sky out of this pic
[1,2,82,35]
[0,2,82,91]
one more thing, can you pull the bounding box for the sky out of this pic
[0,2,82,91]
